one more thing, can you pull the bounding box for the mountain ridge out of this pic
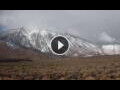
[1,27,120,57]
[0,27,100,57]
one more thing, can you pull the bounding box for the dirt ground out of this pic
[0,55,120,80]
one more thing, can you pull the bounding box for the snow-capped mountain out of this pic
[0,27,100,57]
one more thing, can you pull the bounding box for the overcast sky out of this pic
[0,10,120,43]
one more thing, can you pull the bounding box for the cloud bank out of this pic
[0,10,120,44]
[99,32,116,43]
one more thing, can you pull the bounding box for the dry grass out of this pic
[0,55,120,80]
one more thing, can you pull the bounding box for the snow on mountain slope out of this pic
[101,44,120,55]
[0,27,100,57]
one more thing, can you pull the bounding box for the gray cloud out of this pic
[0,10,120,43]
[99,31,116,43]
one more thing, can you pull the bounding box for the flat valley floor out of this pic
[0,55,120,80]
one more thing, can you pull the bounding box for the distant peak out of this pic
[0,27,101,57]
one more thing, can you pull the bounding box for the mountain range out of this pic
[0,27,120,59]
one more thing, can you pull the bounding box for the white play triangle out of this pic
[58,41,64,50]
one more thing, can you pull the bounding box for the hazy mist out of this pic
[0,10,120,44]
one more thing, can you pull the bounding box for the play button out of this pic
[51,36,69,55]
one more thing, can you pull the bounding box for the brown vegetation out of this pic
[0,55,120,80]
[1,42,120,80]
